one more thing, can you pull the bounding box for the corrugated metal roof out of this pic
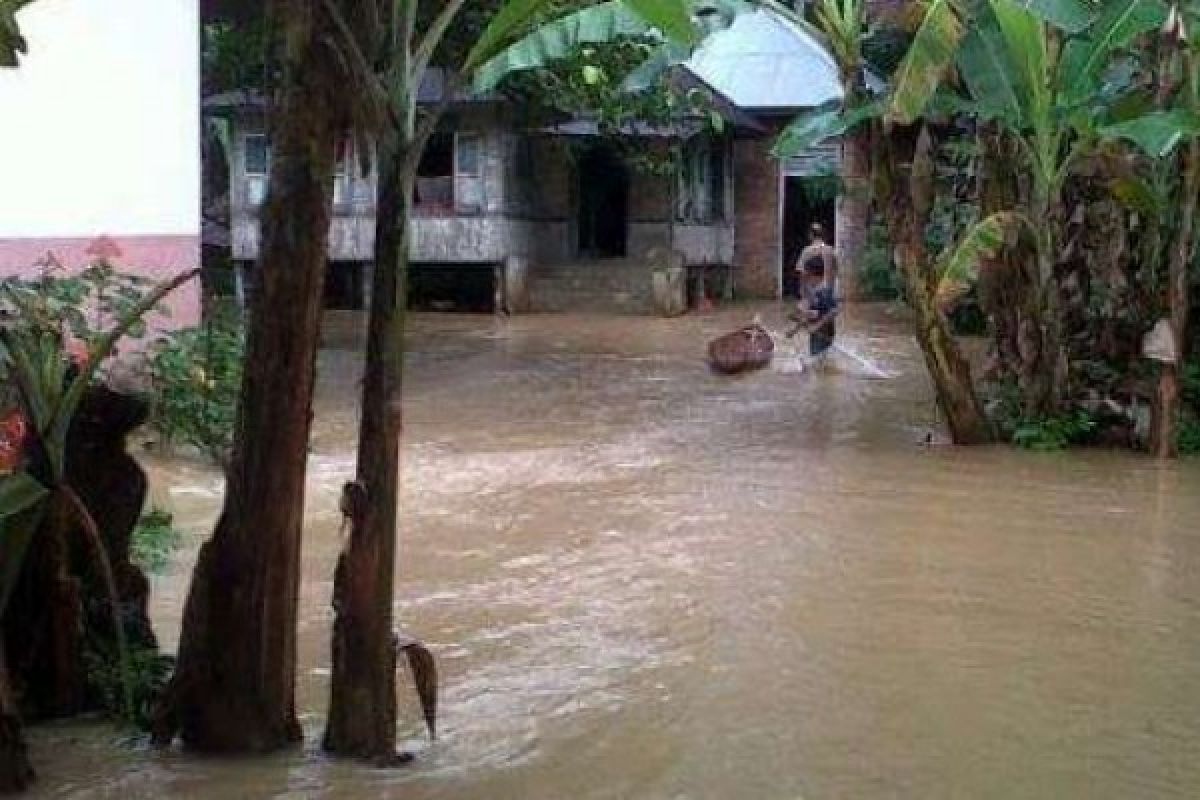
[684,9,843,112]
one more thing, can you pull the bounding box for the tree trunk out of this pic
[153,0,341,753]
[323,131,408,759]
[837,126,870,302]
[878,123,992,444]
[0,642,32,795]
[1151,138,1199,457]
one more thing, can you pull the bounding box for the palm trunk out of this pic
[323,129,410,759]
[153,0,341,753]
[1151,137,1199,457]
[837,126,870,301]
[879,124,992,444]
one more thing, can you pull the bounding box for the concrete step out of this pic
[526,261,655,313]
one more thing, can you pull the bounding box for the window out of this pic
[333,136,351,206]
[676,139,728,223]
[709,141,727,221]
[412,131,484,214]
[245,134,270,207]
[415,133,454,212]
[455,132,483,213]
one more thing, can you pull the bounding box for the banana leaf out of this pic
[0,471,49,618]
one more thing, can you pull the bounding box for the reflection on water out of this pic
[27,305,1200,799]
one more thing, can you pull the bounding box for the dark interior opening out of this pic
[323,261,365,310]
[577,146,629,258]
[783,177,837,299]
[409,264,495,313]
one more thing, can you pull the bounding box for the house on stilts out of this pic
[205,7,853,315]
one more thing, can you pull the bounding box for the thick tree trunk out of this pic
[879,124,992,444]
[323,132,408,759]
[0,643,32,795]
[1151,138,1199,457]
[837,126,870,301]
[154,0,341,753]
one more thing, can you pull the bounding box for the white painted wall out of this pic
[0,0,199,237]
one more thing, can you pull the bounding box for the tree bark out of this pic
[154,0,342,753]
[837,126,871,301]
[878,123,992,444]
[0,642,32,795]
[323,130,408,759]
[1151,137,1199,457]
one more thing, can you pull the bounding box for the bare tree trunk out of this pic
[153,0,341,753]
[0,642,33,794]
[323,130,409,759]
[837,126,870,301]
[1151,138,1199,457]
[878,124,992,444]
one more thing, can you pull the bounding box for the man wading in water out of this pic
[787,222,839,367]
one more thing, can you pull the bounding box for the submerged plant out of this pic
[1012,410,1099,451]
[130,509,183,575]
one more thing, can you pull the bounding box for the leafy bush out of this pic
[84,643,174,730]
[144,309,243,464]
[1012,411,1098,451]
[860,222,903,301]
[1178,415,1200,455]
[1183,361,1200,408]
[130,509,182,574]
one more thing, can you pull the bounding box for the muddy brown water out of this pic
[25,305,1200,799]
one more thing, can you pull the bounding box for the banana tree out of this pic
[0,269,196,791]
[314,0,698,761]
[1101,5,1200,456]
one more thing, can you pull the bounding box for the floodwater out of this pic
[26,305,1200,799]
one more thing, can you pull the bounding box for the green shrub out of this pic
[84,643,174,730]
[1178,415,1200,455]
[130,509,182,574]
[860,222,903,301]
[1012,411,1098,451]
[144,309,243,464]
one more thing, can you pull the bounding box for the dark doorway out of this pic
[323,261,365,310]
[782,177,836,299]
[577,146,629,258]
[409,264,495,312]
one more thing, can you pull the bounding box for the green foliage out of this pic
[202,19,277,94]
[83,643,174,731]
[1012,410,1098,450]
[859,222,903,301]
[0,0,36,68]
[1184,360,1200,407]
[130,509,182,575]
[1178,414,1200,454]
[1,264,196,721]
[144,310,244,465]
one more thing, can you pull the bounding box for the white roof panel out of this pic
[685,10,843,111]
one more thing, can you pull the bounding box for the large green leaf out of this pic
[886,0,966,125]
[1013,0,1093,33]
[957,8,1026,123]
[621,0,697,46]
[0,472,49,619]
[990,0,1050,124]
[1062,0,1168,103]
[773,100,882,158]
[474,1,653,91]
[1101,109,1200,157]
[0,0,36,68]
[464,0,564,73]
[936,211,1028,306]
[472,0,701,91]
